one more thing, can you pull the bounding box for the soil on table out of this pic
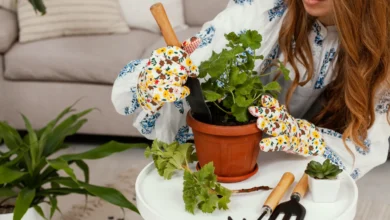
[207,103,257,126]
[0,205,14,214]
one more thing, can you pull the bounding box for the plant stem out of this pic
[182,164,192,173]
[229,91,236,103]
[254,93,263,101]
[213,102,232,115]
[230,186,273,194]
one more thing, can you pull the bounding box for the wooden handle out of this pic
[150,3,181,47]
[293,173,309,198]
[263,172,295,210]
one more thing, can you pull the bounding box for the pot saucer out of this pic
[196,162,259,183]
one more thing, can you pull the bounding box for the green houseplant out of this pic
[305,159,343,203]
[0,105,148,220]
[186,30,290,183]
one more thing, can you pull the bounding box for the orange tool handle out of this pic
[263,172,295,210]
[292,173,309,198]
[150,3,181,47]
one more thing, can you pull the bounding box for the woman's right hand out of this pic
[137,39,200,114]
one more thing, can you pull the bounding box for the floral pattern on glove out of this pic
[249,95,326,157]
[137,46,199,114]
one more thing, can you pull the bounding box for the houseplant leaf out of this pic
[0,166,27,184]
[47,158,78,182]
[43,109,93,156]
[33,205,47,220]
[60,141,148,161]
[13,188,36,220]
[75,160,90,183]
[0,122,24,151]
[21,114,39,169]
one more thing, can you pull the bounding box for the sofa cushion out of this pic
[0,9,17,53]
[17,0,130,43]
[184,0,230,26]
[141,27,201,58]
[4,30,160,84]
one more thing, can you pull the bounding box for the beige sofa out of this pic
[0,0,229,136]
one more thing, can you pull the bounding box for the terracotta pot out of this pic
[187,112,261,183]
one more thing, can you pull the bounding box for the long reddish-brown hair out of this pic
[278,0,390,149]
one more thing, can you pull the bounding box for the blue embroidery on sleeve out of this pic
[233,0,253,5]
[196,26,216,48]
[350,169,361,180]
[175,126,194,144]
[375,91,390,114]
[355,139,371,156]
[313,22,324,47]
[140,113,161,135]
[314,48,336,89]
[174,100,184,114]
[268,0,287,21]
[118,60,142,78]
[323,146,346,170]
[124,87,140,115]
[319,128,343,138]
[260,44,280,73]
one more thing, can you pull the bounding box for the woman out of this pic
[111,0,390,180]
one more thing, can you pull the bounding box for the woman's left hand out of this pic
[249,95,326,157]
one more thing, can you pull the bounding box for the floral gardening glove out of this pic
[248,95,326,157]
[137,37,201,114]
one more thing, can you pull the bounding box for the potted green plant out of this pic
[187,30,289,183]
[305,159,343,203]
[0,105,148,220]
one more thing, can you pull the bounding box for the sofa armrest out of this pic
[0,8,18,54]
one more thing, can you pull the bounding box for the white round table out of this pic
[136,152,358,220]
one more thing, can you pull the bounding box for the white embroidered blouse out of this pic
[111,0,390,180]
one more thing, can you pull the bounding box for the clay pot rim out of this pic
[186,111,261,137]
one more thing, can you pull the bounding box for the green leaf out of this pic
[50,177,80,188]
[79,182,139,214]
[43,109,93,156]
[37,188,91,196]
[183,170,198,214]
[13,188,36,220]
[278,61,291,81]
[0,188,17,197]
[0,166,27,184]
[60,141,148,161]
[0,122,24,151]
[75,160,90,183]
[229,67,247,86]
[199,50,234,79]
[33,206,47,220]
[236,83,253,96]
[203,90,223,102]
[222,96,234,109]
[238,30,262,50]
[28,0,46,15]
[231,104,249,122]
[264,81,282,93]
[21,114,39,169]
[235,95,255,108]
[225,32,240,44]
[47,158,78,183]
[49,196,58,218]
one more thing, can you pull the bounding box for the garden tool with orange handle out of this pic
[150,3,212,123]
[258,172,295,220]
[269,173,309,220]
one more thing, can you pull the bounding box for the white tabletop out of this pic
[136,151,358,220]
